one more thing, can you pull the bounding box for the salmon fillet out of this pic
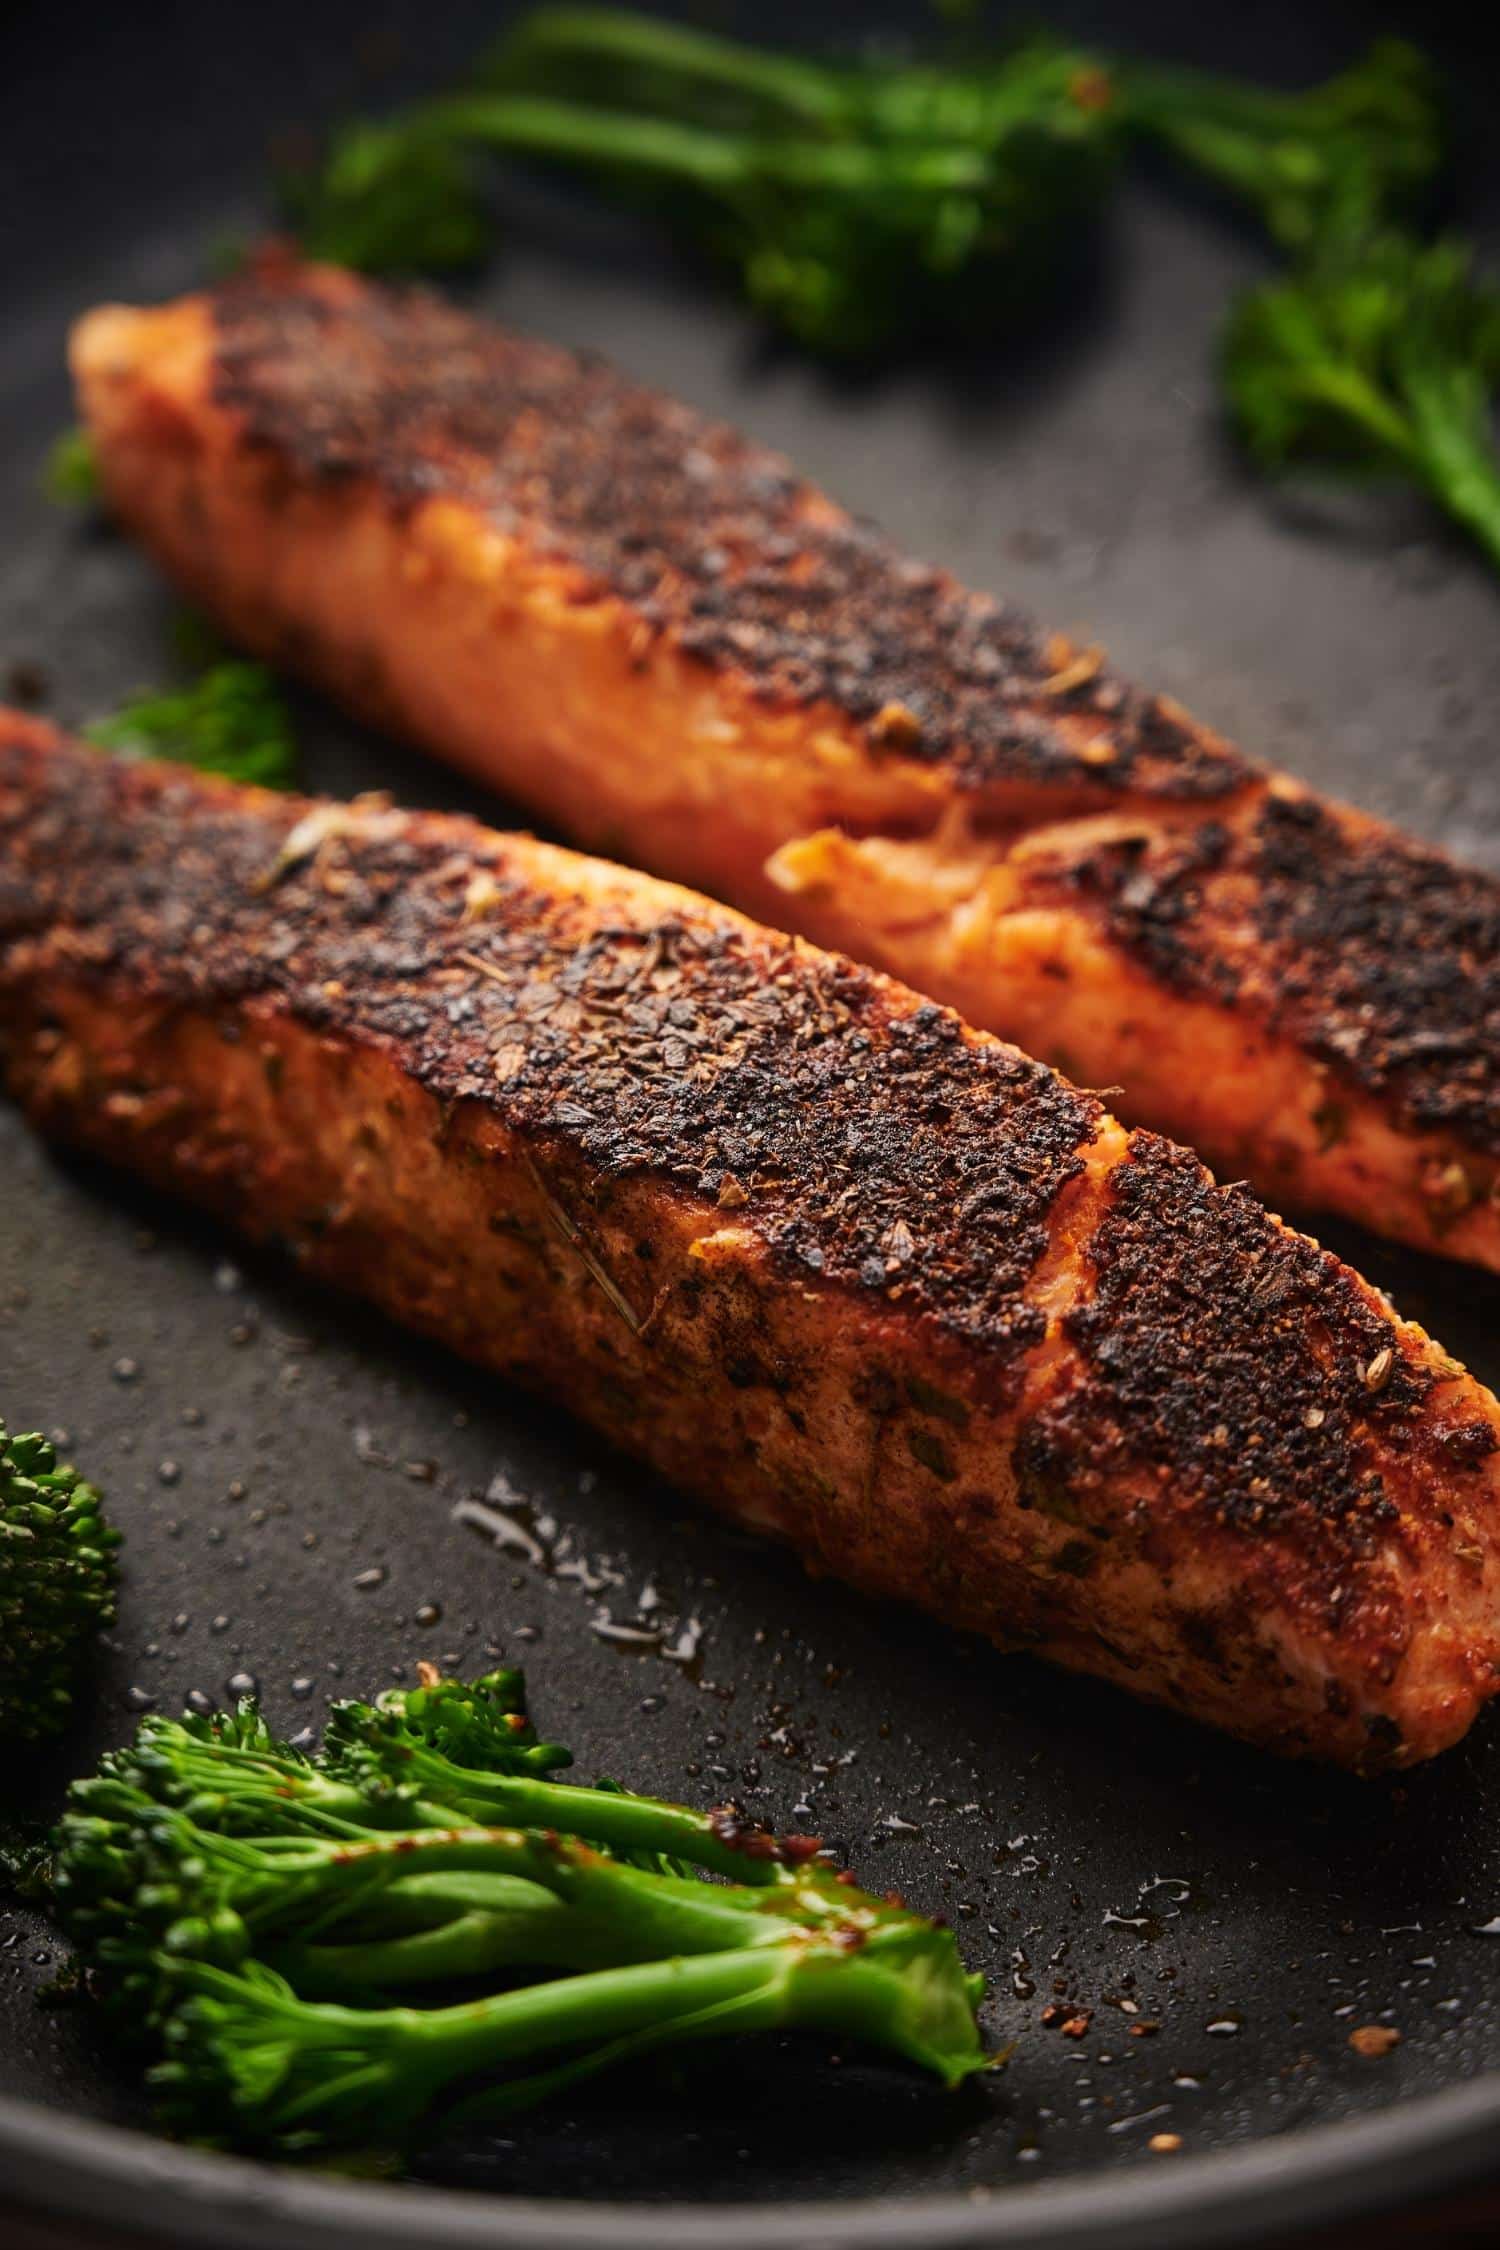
[4,714,1500,1767]
[71,256,1500,1272]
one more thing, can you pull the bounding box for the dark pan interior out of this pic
[4,1,1500,2242]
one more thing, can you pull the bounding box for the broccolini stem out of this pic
[1400,363,1500,573]
[331,1733,822,1881]
[270,1849,829,1994]
[403,1763,813,1878]
[1282,364,1425,468]
[171,1937,982,2147]
[210,1824,861,1956]
[414,93,993,196]
[430,1936,985,2116]
[489,8,844,129]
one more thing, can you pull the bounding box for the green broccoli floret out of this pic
[0,1425,120,1743]
[1223,231,1500,575]
[52,1671,989,2156]
[86,661,299,791]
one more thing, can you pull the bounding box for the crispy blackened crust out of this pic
[0,720,1100,1364]
[1036,1133,1434,1536]
[207,265,1244,803]
[4,714,1500,1765]
[1051,793,1500,1162]
[200,265,1500,1174]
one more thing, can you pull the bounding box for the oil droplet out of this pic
[414,1602,443,1628]
[184,1689,213,1716]
[158,1461,181,1487]
[353,1566,387,1591]
[1472,1916,1500,1936]
[881,1813,924,1837]
[1205,2015,1242,2037]
[210,1614,231,1634]
[289,1677,315,1700]
[225,1671,259,1699]
[111,1356,141,1384]
[124,1686,157,1711]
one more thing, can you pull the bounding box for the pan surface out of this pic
[4,3,1500,2244]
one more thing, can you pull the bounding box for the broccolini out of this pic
[53,1669,990,2157]
[0,1424,120,1743]
[1224,232,1500,575]
[286,12,1123,355]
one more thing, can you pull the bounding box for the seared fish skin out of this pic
[72,257,1500,1270]
[4,716,1500,1768]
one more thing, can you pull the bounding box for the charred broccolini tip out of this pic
[1224,230,1500,574]
[284,9,1121,354]
[1122,37,1442,250]
[0,1425,120,1744]
[52,1670,990,2156]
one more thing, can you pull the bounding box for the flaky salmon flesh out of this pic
[4,715,1500,1766]
[72,255,1500,1271]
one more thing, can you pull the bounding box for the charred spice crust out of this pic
[1057,796,1500,1159]
[207,265,1245,803]
[0,728,1098,1367]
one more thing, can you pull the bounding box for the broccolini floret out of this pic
[1224,231,1500,575]
[52,1669,990,2157]
[0,1425,120,1743]
[86,661,299,791]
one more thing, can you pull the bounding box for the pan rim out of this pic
[4,2072,1500,2250]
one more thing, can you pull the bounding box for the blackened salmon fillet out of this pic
[3,712,1500,1767]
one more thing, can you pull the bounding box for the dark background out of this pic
[4,5,1500,2246]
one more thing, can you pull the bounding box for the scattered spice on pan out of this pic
[1348,2023,1402,2057]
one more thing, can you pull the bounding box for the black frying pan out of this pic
[5,3,1500,2244]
